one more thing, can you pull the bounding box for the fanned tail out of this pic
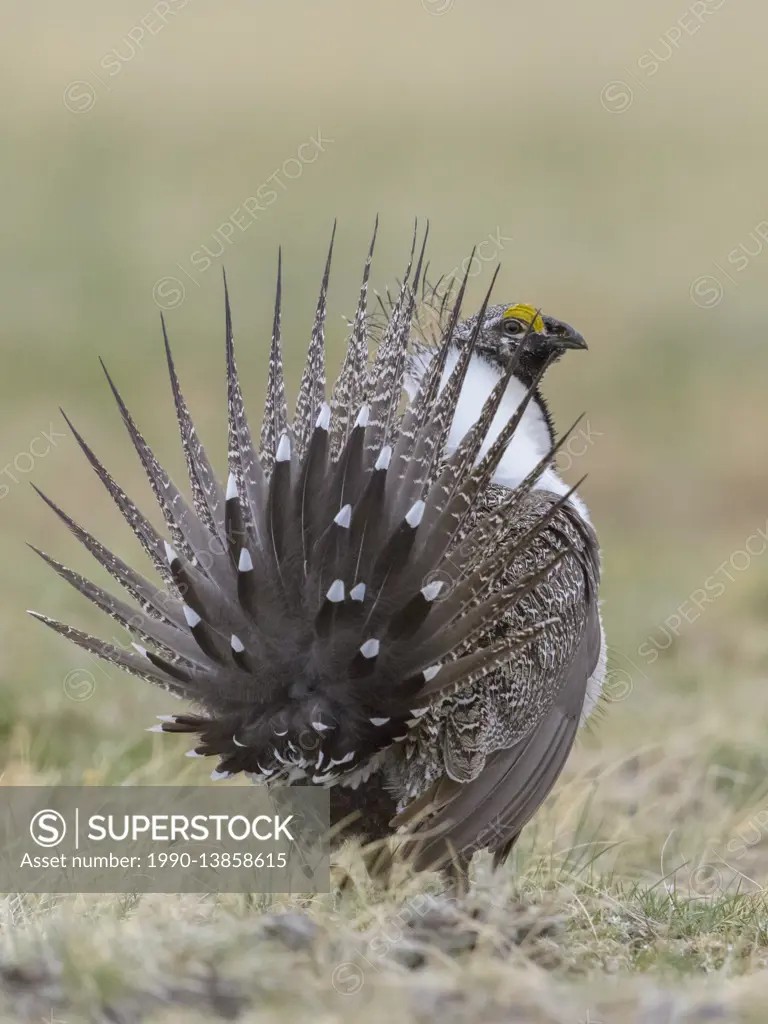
[29,226,576,790]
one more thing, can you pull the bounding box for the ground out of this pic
[2,598,768,1021]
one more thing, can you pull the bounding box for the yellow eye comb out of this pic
[502,304,545,334]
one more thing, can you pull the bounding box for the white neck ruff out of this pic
[405,348,591,524]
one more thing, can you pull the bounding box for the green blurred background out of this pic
[2,0,767,781]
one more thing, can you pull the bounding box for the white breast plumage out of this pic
[405,347,592,523]
[405,345,604,723]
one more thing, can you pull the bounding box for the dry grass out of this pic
[5,632,768,1022]
[2,1,768,1020]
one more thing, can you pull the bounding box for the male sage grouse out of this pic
[29,223,605,878]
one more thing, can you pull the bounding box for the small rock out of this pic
[261,911,319,952]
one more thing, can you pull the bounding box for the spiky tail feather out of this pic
[29,225,574,789]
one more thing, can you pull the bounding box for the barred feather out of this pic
[161,314,225,542]
[259,250,288,475]
[329,218,377,460]
[294,224,335,458]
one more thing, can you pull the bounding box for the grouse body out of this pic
[29,225,605,875]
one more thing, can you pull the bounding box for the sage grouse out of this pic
[29,225,605,875]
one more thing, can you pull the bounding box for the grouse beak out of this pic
[539,315,588,353]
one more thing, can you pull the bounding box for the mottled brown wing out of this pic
[404,590,601,872]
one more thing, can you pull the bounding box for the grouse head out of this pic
[452,302,587,387]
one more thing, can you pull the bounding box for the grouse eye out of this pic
[503,319,524,337]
